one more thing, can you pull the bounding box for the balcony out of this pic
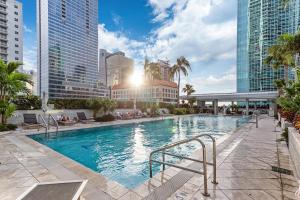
[0,49,7,54]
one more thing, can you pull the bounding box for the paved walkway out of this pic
[164,117,299,200]
[0,116,298,200]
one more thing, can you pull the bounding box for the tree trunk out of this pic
[177,72,180,107]
[284,65,289,84]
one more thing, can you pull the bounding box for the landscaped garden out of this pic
[265,31,300,132]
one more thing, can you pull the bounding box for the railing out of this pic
[249,111,259,128]
[48,114,58,133]
[38,114,48,133]
[149,134,218,197]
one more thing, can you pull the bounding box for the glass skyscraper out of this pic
[237,0,299,93]
[37,0,107,99]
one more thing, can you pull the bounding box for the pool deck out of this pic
[0,115,299,200]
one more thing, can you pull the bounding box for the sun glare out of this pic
[130,72,143,88]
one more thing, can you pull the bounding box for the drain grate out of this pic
[272,166,293,175]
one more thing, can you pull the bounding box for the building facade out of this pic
[158,60,172,81]
[112,80,178,104]
[145,59,172,81]
[37,0,106,99]
[237,0,299,92]
[23,69,37,95]
[99,49,134,87]
[0,0,23,64]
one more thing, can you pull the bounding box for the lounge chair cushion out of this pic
[23,114,38,124]
[18,180,87,200]
[77,112,87,121]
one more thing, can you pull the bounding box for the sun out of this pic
[130,72,143,88]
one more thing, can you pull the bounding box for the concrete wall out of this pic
[288,127,300,179]
[281,117,293,129]
[8,109,94,125]
[8,108,145,125]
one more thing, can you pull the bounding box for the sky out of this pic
[19,0,238,94]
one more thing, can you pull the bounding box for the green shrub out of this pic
[13,95,42,110]
[166,104,176,114]
[281,127,289,145]
[149,104,159,117]
[117,101,134,109]
[174,108,188,115]
[0,124,17,132]
[95,114,115,122]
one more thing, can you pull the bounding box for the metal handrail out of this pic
[149,137,213,197]
[38,114,48,133]
[48,114,59,133]
[249,111,259,128]
[194,134,218,184]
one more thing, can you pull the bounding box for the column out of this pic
[270,101,277,117]
[213,100,218,115]
[246,99,249,115]
[197,100,205,108]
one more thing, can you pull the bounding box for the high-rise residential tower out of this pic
[237,0,299,93]
[0,0,23,64]
[37,0,106,99]
[99,49,134,87]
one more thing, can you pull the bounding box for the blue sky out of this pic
[20,0,237,94]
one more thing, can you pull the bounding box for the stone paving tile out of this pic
[0,187,30,200]
[161,117,299,200]
[191,190,229,200]
[0,116,298,200]
[119,191,142,200]
[222,190,259,200]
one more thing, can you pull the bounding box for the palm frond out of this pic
[7,62,23,74]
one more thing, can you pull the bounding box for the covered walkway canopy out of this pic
[181,91,279,115]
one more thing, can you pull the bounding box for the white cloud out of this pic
[23,45,37,71]
[98,0,238,93]
[112,13,122,26]
[146,0,237,63]
[98,24,144,58]
[148,0,189,22]
[182,67,236,94]
[23,25,32,33]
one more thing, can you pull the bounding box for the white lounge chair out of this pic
[17,180,88,200]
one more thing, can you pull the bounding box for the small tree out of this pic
[182,84,195,97]
[0,60,32,124]
[102,98,117,114]
[88,98,103,118]
[188,97,196,108]
[265,42,294,83]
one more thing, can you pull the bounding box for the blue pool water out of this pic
[29,115,249,188]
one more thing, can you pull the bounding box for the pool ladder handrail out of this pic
[149,134,218,197]
[38,114,48,134]
[48,114,59,133]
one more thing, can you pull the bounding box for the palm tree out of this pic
[282,0,290,8]
[0,60,32,123]
[182,84,195,97]
[170,56,191,106]
[265,33,296,83]
[144,59,161,80]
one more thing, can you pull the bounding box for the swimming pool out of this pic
[29,115,249,188]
